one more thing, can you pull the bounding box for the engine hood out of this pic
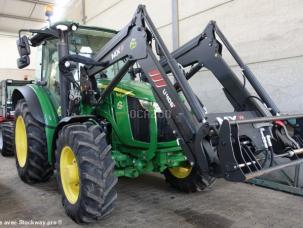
[97,79,156,102]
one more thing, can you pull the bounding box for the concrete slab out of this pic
[0,157,302,228]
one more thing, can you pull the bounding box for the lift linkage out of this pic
[60,5,303,182]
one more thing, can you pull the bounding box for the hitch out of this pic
[218,114,303,182]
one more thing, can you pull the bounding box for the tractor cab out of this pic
[0,79,33,121]
[26,22,149,115]
[31,23,117,111]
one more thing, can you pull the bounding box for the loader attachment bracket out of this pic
[218,120,257,182]
[218,115,303,182]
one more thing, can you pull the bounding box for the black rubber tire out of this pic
[55,122,117,224]
[164,165,215,193]
[0,121,14,156]
[14,99,53,183]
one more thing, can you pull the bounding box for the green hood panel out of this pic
[97,79,156,102]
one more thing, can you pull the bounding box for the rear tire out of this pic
[0,121,14,156]
[14,99,53,183]
[55,122,117,224]
[164,165,215,193]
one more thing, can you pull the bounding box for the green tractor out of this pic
[14,15,205,224]
[13,5,303,224]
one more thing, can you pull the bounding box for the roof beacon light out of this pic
[45,5,54,17]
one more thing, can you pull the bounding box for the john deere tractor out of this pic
[14,5,303,224]
[14,19,196,223]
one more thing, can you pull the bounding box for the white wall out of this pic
[65,0,303,113]
[0,32,36,80]
[65,0,303,56]
[65,0,174,50]
[178,0,303,64]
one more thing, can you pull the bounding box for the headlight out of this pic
[139,99,162,113]
[71,24,78,31]
[56,24,69,31]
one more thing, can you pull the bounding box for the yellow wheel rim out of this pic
[169,166,192,179]
[60,146,80,204]
[15,116,28,168]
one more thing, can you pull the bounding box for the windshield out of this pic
[68,27,132,81]
[42,26,117,85]
[41,26,134,109]
[69,27,115,58]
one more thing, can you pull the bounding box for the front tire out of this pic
[14,99,53,183]
[0,121,14,156]
[164,164,215,193]
[55,122,117,224]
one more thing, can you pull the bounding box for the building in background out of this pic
[64,0,303,113]
[0,0,302,112]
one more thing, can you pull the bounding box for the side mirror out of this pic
[17,36,31,56]
[17,56,30,69]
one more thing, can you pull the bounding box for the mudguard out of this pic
[51,115,96,162]
[12,84,59,163]
[12,85,44,124]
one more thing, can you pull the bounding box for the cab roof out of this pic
[29,21,117,47]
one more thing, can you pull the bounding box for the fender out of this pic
[12,84,59,163]
[51,115,96,163]
[12,85,44,124]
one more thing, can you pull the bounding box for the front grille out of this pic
[156,112,176,142]
[128,96,150,142]
[128,96,176,143]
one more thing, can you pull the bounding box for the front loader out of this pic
[12,5,303,224]
[161,21,303,191]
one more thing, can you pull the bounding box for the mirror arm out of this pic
[18,28,59,47]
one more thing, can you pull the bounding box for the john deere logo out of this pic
[129,38,137,49]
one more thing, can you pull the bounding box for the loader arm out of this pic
[59,5,303,183]
[160,21,280,116]
[160,21,303,181]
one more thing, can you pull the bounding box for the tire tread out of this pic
[55,122,117,224]
[14,99,53,183]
